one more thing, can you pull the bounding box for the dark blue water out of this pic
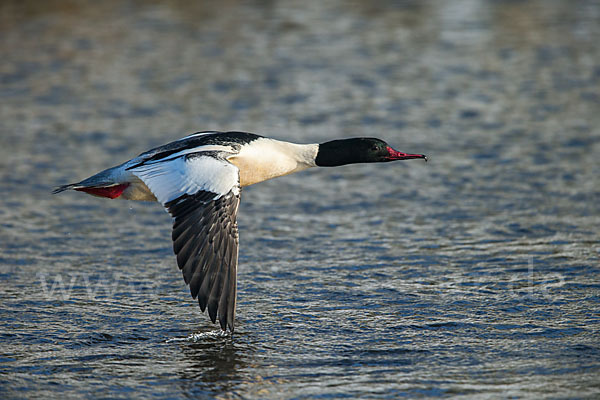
[1,0,599,398]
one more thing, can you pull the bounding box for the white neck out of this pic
[227,138,318,187]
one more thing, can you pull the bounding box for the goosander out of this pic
[54,131,426,332]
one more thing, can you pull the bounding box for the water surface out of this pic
[1,0,599,398]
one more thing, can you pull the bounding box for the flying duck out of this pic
[53,131,427,332]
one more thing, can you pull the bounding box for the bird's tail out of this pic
[52,165,128,199]
[52,183,80,194]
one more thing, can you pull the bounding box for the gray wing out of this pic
[166,190,240,332]
[130,154,241,331]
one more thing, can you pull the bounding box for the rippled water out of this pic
[1,0,599,398]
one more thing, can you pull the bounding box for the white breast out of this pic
[227,138,318,187]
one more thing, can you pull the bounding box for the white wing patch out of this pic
[130,155,240,204]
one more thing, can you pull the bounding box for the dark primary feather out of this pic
[165,189,241,332]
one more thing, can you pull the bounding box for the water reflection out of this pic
[175,331,257,397]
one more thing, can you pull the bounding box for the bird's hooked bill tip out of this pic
[387,147,428,162]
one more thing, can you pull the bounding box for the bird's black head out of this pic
[315,137,427,167]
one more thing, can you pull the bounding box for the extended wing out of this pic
[130,154,241,331]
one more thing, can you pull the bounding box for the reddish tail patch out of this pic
[75,183,129,199]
